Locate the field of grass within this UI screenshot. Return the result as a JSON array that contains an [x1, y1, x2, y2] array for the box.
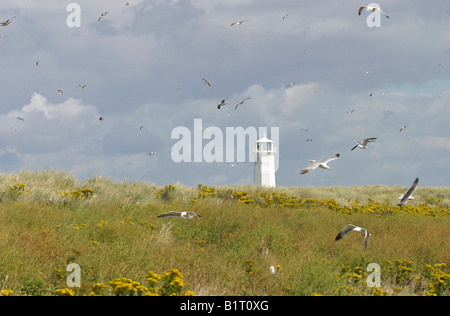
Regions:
[[0, 170, 449, 296]]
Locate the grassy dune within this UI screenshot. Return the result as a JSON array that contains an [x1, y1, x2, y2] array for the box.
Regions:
[[0, 170, 449, 296]]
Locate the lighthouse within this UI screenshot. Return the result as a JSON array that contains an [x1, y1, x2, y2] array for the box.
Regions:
[[254, 134, 276, 187]]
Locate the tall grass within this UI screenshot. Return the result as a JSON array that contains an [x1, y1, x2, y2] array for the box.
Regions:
[[0, 169, 448, 296]]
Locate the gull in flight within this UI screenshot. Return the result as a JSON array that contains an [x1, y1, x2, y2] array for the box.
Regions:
[[231, 20, 248, 26], [282, 14, 289, 20], [335, 224, 371, 249], [217, 99, 227, 109], [438, 62, 445, 67], [1, 16, 16, 27], [98, 12, 108, 22], [397, 177, 419, 207], [285, 82, 296, 88], [358, 5, 389, 18], [35, 61, 39, 66], [347, 109, 356, 114], [157, 211, 203, 219], [351, 138, 376, 151], [57, 88, 64, 95], [17, 116, 24, 121], [400, 125, 407, 132], [300, 153, 340, 174], [202, 78, 211, 86], [149, 152, 156, 156], [79, 84, 86, 90], [234, 97, 251, 110]]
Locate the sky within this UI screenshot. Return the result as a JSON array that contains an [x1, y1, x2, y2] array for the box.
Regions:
[[1, 0, 450, 187]]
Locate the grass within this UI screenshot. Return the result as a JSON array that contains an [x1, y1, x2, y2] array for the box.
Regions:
[[0, 169, 449, 296]]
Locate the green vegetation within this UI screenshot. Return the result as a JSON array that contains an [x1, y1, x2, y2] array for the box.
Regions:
[[0, 169, 449, 296]]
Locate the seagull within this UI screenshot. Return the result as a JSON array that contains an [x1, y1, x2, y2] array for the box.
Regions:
[[157, 211, 203, 219], [98, 12, 108, 22], [397, 177, 419, 207], [202, 78, 211, 86], [79, 84, 86, 90], [217, 99, 227, 109], [285, 82, 296, 88], [351, 138, 377, 151], [335, 224, 371, 249], [301, 128, 309, 132], [282, 14, 289, 20], [358, 5, 389, 19], [234, 97, 251, 110], [149, 152, 156, 156], [305, 139, 313, 142], [1, 16, 16, 27], [17, 116, 24, 121], [400, 125, 407, 132], [231, 20, 248, 26], [35, 61, 39, 66], [269, 265, 276, 275], [347, 109, 356, 114], [300, 153, 340, 174], [362, 71, 374, 74], [438, 62, 445, 67], [57, 88, 64, 95], [0, 35, 7, 38], [99, 117, 104, 121]]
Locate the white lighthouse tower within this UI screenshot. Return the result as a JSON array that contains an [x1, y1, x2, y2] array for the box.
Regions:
[[254, 134, 276, 187]]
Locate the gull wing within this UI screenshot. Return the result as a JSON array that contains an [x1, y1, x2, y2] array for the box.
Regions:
[[157, 211, 181, 218], [362, 138, 377, 146], [335, 224, 356, 241], [358, 6, 366, 15], [318, 153, 340, 164], [397, 177, 419, 206], [364, 229, 370, 249], [300, 161, 319, 174]]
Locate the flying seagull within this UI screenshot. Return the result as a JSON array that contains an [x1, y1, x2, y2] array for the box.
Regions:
[[149, 152, 156, 156], [17, 116, 24, 121], [1, 16, 16, 27], [351, 138, 377, 151], [358, 5, 389, 18], [79, 84, 86, 90], [231, 20, 248, 26], [57, 88, 64, 95], [217, 99, 227, 109], [234, 97, 251, 110], [285, 82, 296, 88], [202, 78, 211, 86], [98, 12, 108, 22], [397, 177, 419, 206], [400, 125, 407, 132], [157, 211, 203, 219], [335, 224, 371, 249], [347, 109, 356, 114], [300, 153, 340, 174]]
